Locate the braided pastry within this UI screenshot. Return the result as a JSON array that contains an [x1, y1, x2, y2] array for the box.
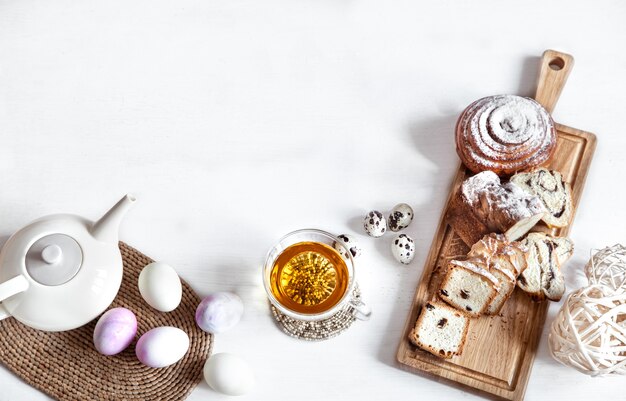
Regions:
[[456, 95, 557, 176], [518, 232, 573, 302], [510, 168, 572, 227]]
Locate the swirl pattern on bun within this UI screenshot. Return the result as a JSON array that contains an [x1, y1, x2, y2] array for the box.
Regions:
[[455, 95, 556, 176]]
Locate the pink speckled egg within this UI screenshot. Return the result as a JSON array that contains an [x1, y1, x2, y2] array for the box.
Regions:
[[195, 292, 243, 334], [93, 307, 137, 356]]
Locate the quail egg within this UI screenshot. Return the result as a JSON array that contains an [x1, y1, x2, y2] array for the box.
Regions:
[[391, 234, 415, 264], [388, 203, 414, 232], [364, 211, 386, 237], [333, 234, 362, 259]]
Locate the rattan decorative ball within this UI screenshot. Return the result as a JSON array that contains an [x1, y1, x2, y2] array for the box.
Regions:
[[549, 284, 626, 376], [585, 244, 626, 292]]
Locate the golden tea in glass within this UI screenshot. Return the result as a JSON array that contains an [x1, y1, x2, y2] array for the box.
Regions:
[[269, 241, 349, 314], [263, 229, 370, 322]]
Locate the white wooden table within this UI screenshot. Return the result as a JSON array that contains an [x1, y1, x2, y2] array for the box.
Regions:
[[1, 1, 625, 400]]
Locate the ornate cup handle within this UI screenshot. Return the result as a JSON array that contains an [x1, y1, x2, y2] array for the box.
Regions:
[[350, 299, 372, 321]]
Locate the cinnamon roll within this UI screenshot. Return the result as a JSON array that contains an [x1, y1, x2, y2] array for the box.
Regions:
[[455, 95, 557, 176]]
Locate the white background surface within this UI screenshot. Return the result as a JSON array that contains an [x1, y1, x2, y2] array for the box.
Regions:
[[1, 1, 625, 400]]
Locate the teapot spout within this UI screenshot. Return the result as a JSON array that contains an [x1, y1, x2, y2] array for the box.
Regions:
[[91, 194, 136, 243]]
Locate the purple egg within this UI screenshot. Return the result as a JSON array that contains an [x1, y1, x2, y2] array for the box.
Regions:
[[93, 307, 137, 356], [195, 292, 243, 334]]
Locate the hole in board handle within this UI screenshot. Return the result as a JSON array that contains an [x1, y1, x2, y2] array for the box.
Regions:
[[549, 57, 565, 71]]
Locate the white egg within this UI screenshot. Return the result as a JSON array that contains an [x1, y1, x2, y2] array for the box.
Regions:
[[364, 211, 386, 237], [391, 234, 416, 264], [138, 262, 182, 312], [204, 353, 255, 396], [388, 203, 414, 232], [136, 327, 189, 368]]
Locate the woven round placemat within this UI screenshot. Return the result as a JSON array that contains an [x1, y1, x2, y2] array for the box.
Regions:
[[270, 285, 361, 341], [0, 242, 212, 401]]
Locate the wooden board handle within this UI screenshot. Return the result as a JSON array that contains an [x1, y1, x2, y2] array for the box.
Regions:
[[534, 50, 574, 113]]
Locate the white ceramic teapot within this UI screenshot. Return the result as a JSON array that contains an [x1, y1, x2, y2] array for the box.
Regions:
[[0, 194, 136, 331]]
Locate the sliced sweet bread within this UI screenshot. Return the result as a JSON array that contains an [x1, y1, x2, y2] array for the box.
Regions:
[[446, 176, 493, 247], [525, 232, 574, 265], [500, 241, 529, 276], [439, 259, 499, 317], [466, 234, 521, 314], [517, 235, 569, 301], [485, 255, 517, 315], [510, 168, 573, 228], [467, 233, 528, 274], [467, 233, 508, 263], [497, 182, 547, 241], [409, 301, 470, 359], [447, 171, 547, 246], [539, 242, 566, 301], [517, 240, 544, 300]]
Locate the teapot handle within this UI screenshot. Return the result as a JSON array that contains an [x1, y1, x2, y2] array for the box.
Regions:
[[0, 275, 29, 320]]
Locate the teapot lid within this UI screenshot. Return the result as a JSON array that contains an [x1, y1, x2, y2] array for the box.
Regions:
[[25, 234, 83, 286]]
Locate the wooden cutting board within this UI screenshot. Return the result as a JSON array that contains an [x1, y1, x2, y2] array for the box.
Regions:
[[396, 50, 597, 401]]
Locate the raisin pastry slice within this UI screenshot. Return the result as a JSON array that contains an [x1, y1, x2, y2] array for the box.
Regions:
[[465, 233, 524, 314], [439, 259, 500, 317], [485, 256, 517, 315], [409, 301, 470, 359], [510, 168, 573, 228]]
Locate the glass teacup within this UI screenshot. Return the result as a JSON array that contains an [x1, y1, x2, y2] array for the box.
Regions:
[[263, 229, 371, 321]]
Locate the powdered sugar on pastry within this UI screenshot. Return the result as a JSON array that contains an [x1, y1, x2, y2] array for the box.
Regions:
[[461, 171, 546, 231], [456, 95, 556, 176], [461, 170, 500, 202]]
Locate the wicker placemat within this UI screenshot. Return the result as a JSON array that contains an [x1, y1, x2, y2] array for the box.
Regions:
[[270, 285, 361, 341], [0, 242, 212, 401]]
